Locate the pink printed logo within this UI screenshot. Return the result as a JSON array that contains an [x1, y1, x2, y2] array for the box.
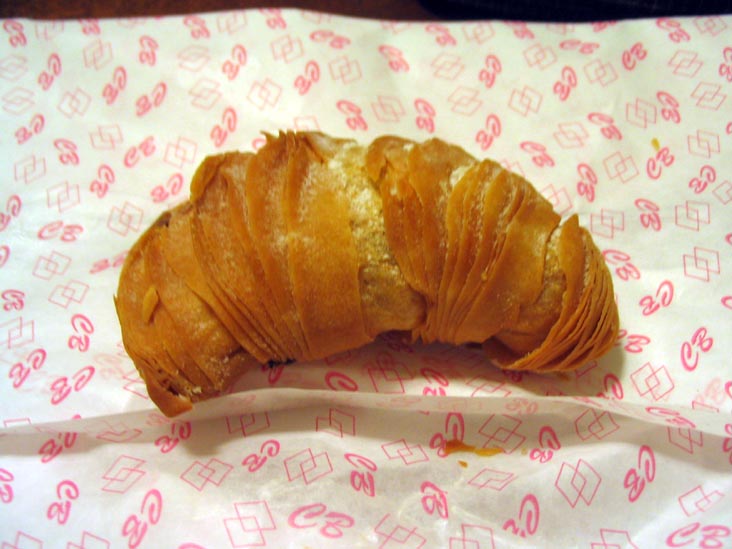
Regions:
[[0, 54, 28, 81], [57, 88, 91, 118], [449, 523, 495, 549], [284, 449, 333, 484], [630, 363, 675, 401], [224, 501, 276, 548], [374, 514, 426, 549], [247, 78, 282, 110], [371, 95, 405, 122], [82, 39, 112, 69], [67, 531, 110, 549], [226, 413, 271, 437], [101, 455, 146, 493], [467, 468, 515, 491], [675, 201, 711, 231], [2, 532, 43, 549], [462, 22, 494, 44], [188, 78, 221, 110], [590, 529, 638, 549], [46, 182, 80, 213], [2, 86, 35, 115], [448, 87, 481, 115], [217, 12, 248, 34], [431, 53, 464, 80], [576, 164, 598, 204], [590, 209, 625, 239], [668, 50, 702, 77], [555, 459, 601, 507], [177, 45, 210, 72], [691, 83, 726, 110], [89, 125, 123, 150], [523, 43, 556, 70], [328, 56, 361, 84], [540, 184, 573, 216], [180, 458, 233, 491], [553, 122, 588, 149], [107, 202, 143, 236], [584, 59, 618, 86], [574, 410, 620, 441], [508, 86, 542, 116], [668, 427, 703, 454], [477, 415, 525, 453], [315, 408, 356, 437], [687, 130, 721, 158], [679, 485, 724, 516], [625, 98, 657, 128], [35, 21, 64, 40], [164, 136, 197, 169], [381, 439, 429, 465], [0, 317, 35, 349], [694, 15, 728, 35], [713, 180, 732, 205], [603, 151, 638, 183], [367, 353, 412, 393], [682, 247, 721, 281], [14, 155, 46, 184], [48, 280, 89, 309], [466, 377, 510, 398], [33, 251, 71, 280], [270, 35, 303, 63]]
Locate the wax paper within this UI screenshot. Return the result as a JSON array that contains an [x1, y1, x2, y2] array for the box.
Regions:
[[1, 10, 731, 548]]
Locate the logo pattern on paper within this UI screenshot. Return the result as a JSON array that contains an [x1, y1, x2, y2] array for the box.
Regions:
[[477, 415, 526, 453], [1, 532, 44, 549], [431, 53, 464, 80], [555, 459, 602, 507], [678, 485, 724, 516], [668, 50, 702, 76], [508, 86, 542, 116], [100, 455, 146, 493], [449, 524, 495, 549], [374, 514, 426, 548], [574, 410, 620, 440], [590, 209, 625, 239], [1, 12, 732, 548], [590, 529, 638, 549], [315, 408, 356, 437], [66, 531, 110, 549], [283, 448, 333, 484], [33, 252, 71, 280], [682, 247, 721, 281], [180, 458, 233, 491], [467, 468, 515, 491], [667, 427, 703, 454], [14, 154, 46, 184], [0, 317, 35, 349], [224, 501, 276, 548], [603, 151, 638, 183], [630, 363, 675, 401], [226, 413, 271, 436], [372, 95, 406, 122], [381, 439, 429, 465], [0, 54, 28, 81]]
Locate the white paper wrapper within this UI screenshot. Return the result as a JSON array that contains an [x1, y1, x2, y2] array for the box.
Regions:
[[1, 10, 731, 548]]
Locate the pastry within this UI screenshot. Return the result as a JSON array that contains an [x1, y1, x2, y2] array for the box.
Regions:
[[115, 131, 619, 416]]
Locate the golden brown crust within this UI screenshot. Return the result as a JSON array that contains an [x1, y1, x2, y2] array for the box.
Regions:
[[116, 131, 619, 416]]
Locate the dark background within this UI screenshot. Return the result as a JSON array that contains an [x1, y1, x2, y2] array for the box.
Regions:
[[2, 0, 731, 24]]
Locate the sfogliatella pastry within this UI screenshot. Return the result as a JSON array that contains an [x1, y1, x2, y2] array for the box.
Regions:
[[115, 131, 619, 416]]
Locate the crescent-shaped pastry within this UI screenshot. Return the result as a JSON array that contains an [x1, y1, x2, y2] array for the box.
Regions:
[[115, 132, 619, 416]]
